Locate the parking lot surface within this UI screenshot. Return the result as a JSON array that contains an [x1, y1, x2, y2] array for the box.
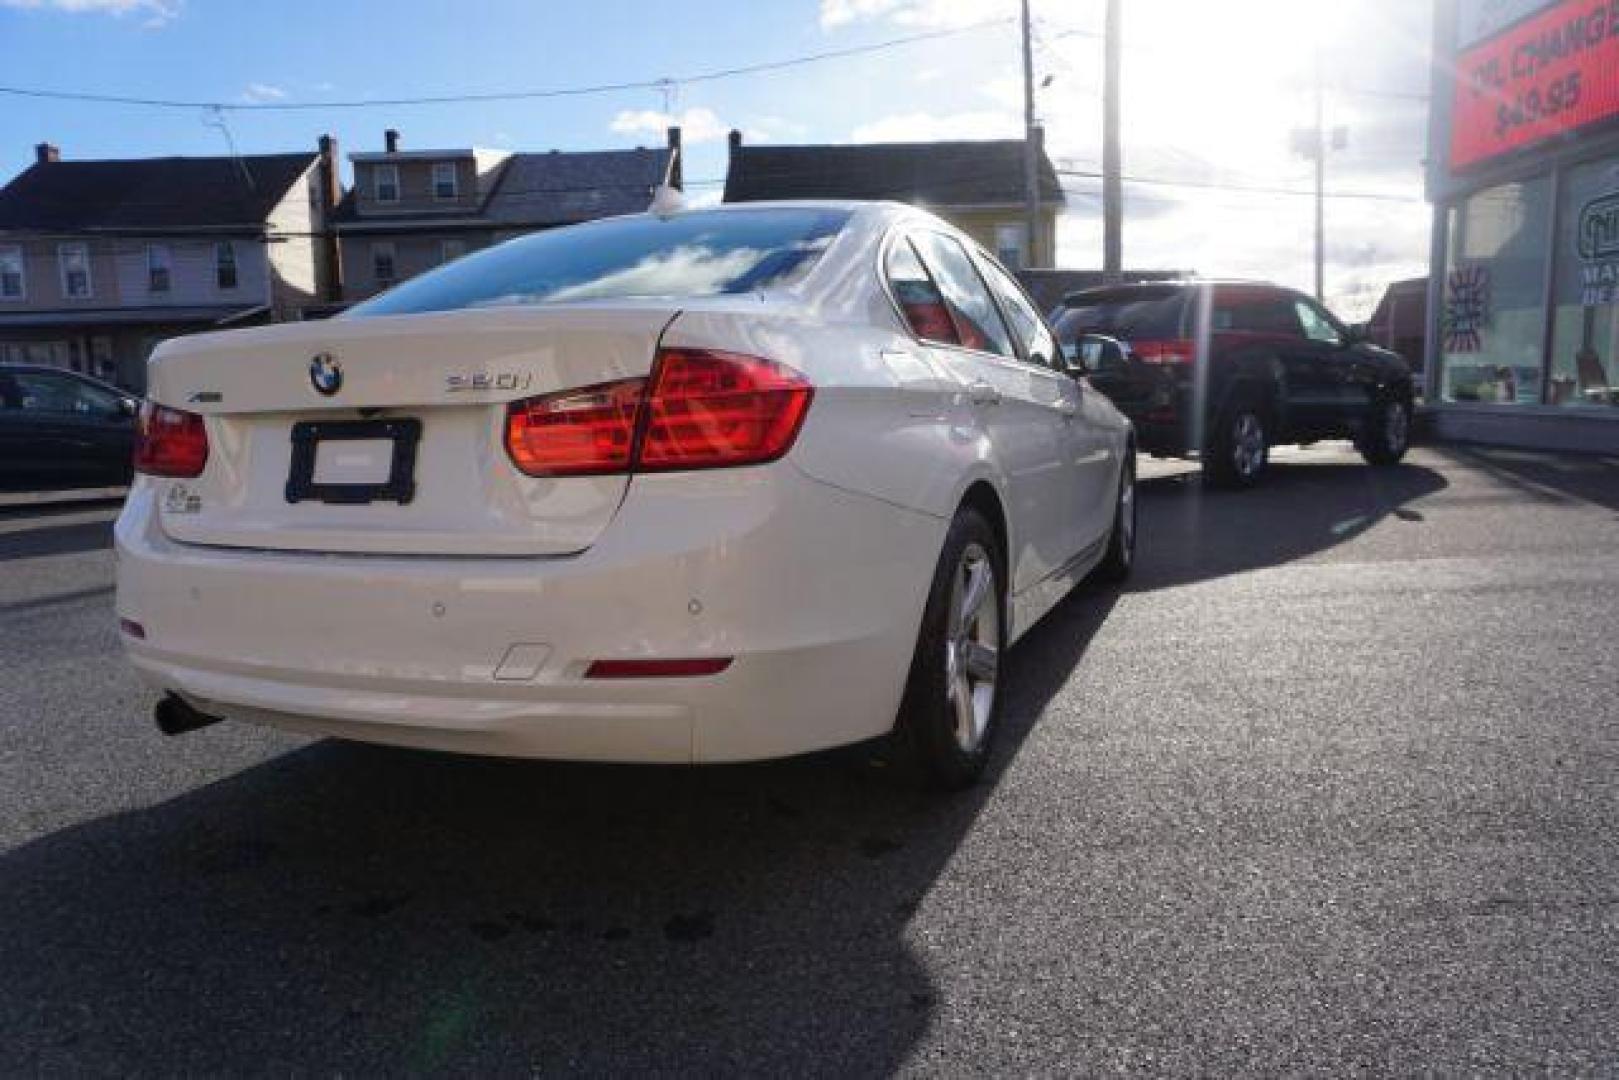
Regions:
[[2, 444, 1616, 1074]]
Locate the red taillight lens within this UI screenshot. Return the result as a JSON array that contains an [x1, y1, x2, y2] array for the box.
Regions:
[[133, 401, 209, 478], [505, 377, 647, 477], [1134, 339, 1197, 365], [639, 348, 813, 471], [502, 349, 813, 478]]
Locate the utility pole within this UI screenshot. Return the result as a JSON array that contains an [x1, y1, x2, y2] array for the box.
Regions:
[[1019, 0, 1041, 268], [1102, 0, 1122, 283], [1313, 43, 1325, 301]]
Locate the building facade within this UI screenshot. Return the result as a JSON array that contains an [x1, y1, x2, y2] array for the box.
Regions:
[[1426, 0, 1619, 450], [334, 128, 681, 303], [721, 131, 1063, 269], [0, 140, 340, 391]]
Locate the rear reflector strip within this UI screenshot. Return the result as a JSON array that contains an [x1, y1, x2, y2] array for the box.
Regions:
[[583, 658, 733, 680]]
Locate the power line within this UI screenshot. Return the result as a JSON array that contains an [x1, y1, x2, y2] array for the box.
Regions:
[[0, 19, 1014, 113], [1057, 168, 1424, 204]]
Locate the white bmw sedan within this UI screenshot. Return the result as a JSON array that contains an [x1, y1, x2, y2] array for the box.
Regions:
[[116, 201, 1135, 788]]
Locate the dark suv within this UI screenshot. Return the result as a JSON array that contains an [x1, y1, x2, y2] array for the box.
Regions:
[[1054, 281, 1415, 486]]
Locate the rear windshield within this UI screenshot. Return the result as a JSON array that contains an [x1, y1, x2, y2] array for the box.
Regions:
[[349, 207, 851, 317], [1053, 289, 1189, 342]]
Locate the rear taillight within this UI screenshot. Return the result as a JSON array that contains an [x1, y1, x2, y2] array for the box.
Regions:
[[505, 378, 646, 477], [639, 348, 813, 471], [503, 349, 813, 478], [1133, 339, 1197, 365], [133, 402, 209, 478]]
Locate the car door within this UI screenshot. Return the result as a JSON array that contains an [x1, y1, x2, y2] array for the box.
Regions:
[[8, 370, 129, 487], [1291, 294, 1371, 433], [974, 253, 1113, 555], [1241, 292, 1340, 438], [907, 230, 1077, 595]]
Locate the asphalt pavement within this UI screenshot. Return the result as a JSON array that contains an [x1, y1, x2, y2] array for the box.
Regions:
[[1, 444, 1616, 1074]]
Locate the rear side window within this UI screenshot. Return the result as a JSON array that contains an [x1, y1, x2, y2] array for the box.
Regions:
[[349, 207, 850, 316], [910, 232, 1015, 357], [886, 237, 961, 346], [1054, 289, 1188, 343], [1213, 289, 1303, 336]]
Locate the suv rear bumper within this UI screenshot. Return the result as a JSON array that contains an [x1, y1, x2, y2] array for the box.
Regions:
[[115, 463, 945, 763]]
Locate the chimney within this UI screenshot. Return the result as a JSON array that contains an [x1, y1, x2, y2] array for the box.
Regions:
[[384, 129, 400, 153], [727, 129, 743, 152], [316, 134, 343, 303], [666, 126, 683, 190], [35, 142, 60, 165]]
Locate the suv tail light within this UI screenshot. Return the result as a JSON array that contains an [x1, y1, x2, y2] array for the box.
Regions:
[[1134, 339, 1197, 365], [504, 349, 813, 477], [133, 402, 209, 478]]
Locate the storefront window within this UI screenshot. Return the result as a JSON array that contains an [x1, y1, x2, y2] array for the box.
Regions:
[[1549, 158, 1619, 408], [1439, 177, 1551, 404]]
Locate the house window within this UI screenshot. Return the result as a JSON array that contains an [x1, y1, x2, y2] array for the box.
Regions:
[[214, 241, 239, 290], [146, 244, 172, 293], [0, 246, 23, 300], [58, 243, 91, 299], [375, 164, 400, 203], [433, 162, 458, 200], [994, 223, 1028, 270], [440, 238, 466, 264], [372, 241, 397, 284]]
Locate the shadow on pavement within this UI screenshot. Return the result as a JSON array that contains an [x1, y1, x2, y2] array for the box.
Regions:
[[1430, 444, 1619, 513], [0, 586, 1118, 1073], [1131, 457, 1449, 591]]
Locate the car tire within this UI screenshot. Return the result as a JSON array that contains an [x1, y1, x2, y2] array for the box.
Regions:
[[1093, 446, 1137, 583], [1204, 400, 1270, 489], [1357, 396, 1411, 467], [894, 505, 1006, 791]]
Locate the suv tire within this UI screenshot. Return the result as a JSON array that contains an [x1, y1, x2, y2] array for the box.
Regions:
[[1204, 400, 1270, 489]]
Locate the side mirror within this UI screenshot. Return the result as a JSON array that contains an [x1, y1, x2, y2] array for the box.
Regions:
[[1069, 333, 1129, 376], [1344, 324, 1369, 346]]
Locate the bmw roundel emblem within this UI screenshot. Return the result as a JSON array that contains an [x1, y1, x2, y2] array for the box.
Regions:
[[309, 352, 342, 396]]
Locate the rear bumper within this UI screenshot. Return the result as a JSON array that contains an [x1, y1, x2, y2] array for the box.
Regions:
[[115, 463, 945, 763]]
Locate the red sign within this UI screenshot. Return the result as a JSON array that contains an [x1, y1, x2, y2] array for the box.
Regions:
[[1451, 0, 1619, 170]]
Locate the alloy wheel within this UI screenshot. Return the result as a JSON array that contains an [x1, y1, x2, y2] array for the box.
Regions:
[[1119, 458, 1137, 566], [945, 542, 999, 753], [1384, 400, 1409, 455], [1232, 412, 1265, 479]]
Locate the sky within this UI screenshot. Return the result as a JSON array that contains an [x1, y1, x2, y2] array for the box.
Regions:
[[0, 0, 1437, 319]]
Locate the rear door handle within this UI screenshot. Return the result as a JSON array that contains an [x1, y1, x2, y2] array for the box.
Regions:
[[967, 381, 1002, 406]]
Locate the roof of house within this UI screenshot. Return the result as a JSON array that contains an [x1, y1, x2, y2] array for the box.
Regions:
[[330, 147, 674, 229], [723, 139, 1064, 208], [0, 153, 318, 232]]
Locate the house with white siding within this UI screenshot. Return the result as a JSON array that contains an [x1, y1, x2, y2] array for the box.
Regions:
[[0, 138, 342, 391]]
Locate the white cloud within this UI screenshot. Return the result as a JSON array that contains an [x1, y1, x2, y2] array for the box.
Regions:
[[0, 0, 180, 25], [819, 0, 1008, 30], [239, 83, 287, 104], [851, 109, 1018, 143], [610, 106, 728, 145]]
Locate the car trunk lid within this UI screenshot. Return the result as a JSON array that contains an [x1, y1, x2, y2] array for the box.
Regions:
[[145, 305, 676, 557]]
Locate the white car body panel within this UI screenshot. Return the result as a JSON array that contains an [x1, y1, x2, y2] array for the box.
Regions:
[[116, 201, 1132, 763]]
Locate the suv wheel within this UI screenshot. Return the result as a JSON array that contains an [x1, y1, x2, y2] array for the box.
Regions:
[[1205, 403, 1269, 488], [1358, 397, 1411, 466], [895, 506, 1005, 790]]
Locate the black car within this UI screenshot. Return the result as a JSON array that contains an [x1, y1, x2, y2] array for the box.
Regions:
[[1054, 281, 1415, 487], [0, 365, 138, 491]]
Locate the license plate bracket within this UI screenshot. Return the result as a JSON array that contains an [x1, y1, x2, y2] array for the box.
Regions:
[[285, 418, 421, 505]]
